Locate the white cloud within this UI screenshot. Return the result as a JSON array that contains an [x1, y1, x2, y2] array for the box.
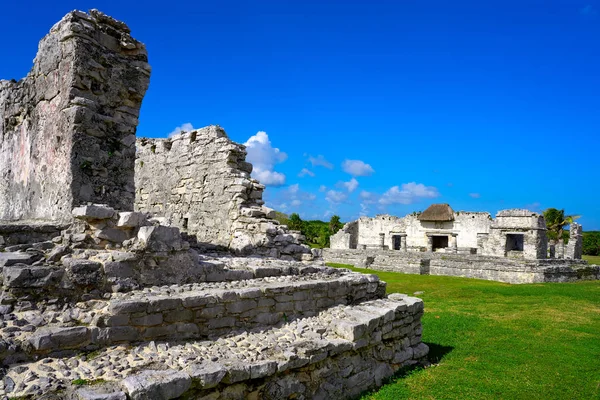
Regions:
[[168, 122, 195, 138], [342, 159, 375, 177], [319, 185, 327, 192], [359, 190, 377, 203], [308, 155, 334, 169], [379, 182, 440, 205], [337, 177, 359, 193], [525, 202, 541, 210], [298, 168, 315, 178], [271, 184, 316, 211], [244, 131, 287, 187], [326, 190, 348, 204], [288, 184, 300, 195], [469, 193, 481, 199]]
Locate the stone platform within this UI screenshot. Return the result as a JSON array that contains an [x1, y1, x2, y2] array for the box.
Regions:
[[323, 248, 600, 284]]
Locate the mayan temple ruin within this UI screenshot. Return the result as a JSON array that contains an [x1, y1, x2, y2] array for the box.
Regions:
[[325, 204, 599, 284], [0, 10, 430, 399]]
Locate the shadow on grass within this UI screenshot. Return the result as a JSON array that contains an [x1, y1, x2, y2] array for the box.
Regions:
[[358, 343, 454, 399], [424, 342, 453, 364]]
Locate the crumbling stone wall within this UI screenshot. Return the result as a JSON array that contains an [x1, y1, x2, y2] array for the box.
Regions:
[[135, 127, 312, 259], [0, 10, 150, 222], [565, 222, 583, 259]]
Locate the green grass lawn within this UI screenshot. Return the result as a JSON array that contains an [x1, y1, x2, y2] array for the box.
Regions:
[[326, 263, 600, 400], [583, 254, 600, 265]]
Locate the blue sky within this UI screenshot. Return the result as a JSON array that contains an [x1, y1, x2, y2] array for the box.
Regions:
[[2, 1, 599, 228]]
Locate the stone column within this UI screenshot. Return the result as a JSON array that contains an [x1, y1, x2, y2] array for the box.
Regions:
[[566, 223, 583, 259], [451, 233, 458, 253], [548, 244, 556, 258], [556, 239, 565, 259], [426, 235, 433, 252], [379, 233, 385, 250], [401, 234, 407, 252]]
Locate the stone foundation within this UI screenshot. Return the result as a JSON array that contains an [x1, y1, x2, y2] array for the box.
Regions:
[[323, 248, 599, 284]]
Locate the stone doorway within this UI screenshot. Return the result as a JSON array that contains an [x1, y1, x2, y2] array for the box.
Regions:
[[506, 234, 524, 252], [392, 235, 402, 250], [432, 235, 449, 251]]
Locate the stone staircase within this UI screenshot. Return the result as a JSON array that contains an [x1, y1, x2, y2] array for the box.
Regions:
[[2, 292, 427, 399], [0, 206, 429, 399]]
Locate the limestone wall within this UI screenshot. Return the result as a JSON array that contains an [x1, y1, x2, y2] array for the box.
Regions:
[[0, 10, 150, 222], [135, 127, 312, 259]]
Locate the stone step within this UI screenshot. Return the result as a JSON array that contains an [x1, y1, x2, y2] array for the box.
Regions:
[[2, 270, 386, 359], [1, 295, 428, 399]]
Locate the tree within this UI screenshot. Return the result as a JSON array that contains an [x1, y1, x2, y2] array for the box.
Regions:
[[543, 208, 580, 243], [582, 232, 600, 256], [288, 213, 303, 231], [329, 215, 343, 234]]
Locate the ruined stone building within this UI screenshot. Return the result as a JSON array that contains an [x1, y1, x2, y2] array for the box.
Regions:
[[326, 204, 596, 284], [332, 204, 491, 253], [0, 10, 430, 399]]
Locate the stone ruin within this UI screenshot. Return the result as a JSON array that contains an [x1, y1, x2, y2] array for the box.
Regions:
[[135, 127, 312, 260], [326, 205, 599, 284], [0, 10, 429, 399]]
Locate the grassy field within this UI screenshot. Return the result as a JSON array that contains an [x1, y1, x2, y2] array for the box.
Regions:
[[326, 264, 600, 399], [583, 254, 600, 265]]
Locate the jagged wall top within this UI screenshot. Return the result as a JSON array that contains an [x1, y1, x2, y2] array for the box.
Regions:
[[0, 9, 150, 221]]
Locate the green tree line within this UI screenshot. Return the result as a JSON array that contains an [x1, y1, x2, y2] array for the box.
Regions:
[[273, 212, 343, 248]]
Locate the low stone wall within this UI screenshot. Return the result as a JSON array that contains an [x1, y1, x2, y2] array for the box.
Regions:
[[4, 295, 427, 400], [323, 248, 599, 284], [23, 272, 384, 356], [124, 295, 428, 400]]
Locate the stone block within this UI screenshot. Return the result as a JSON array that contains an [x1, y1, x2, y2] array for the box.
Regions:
[[3, 264, 64, 288], [137, 225, 184, 252], [122, 369, 191, 400], [117, 211, 148, 228], [77, 389, 127, 400], [185, 362, 226, 389], [95, 228, 129, 243], [131, 313, 163, 326], [63, 258, 104, 287], [73, 205, 116, 220]]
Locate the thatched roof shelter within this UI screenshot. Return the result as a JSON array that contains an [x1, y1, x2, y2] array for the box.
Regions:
[[418, 203, 455, 221]]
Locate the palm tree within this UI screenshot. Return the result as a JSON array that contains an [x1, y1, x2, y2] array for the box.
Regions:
[[329, 215, 343, 234], [543, 208, 580, 243]]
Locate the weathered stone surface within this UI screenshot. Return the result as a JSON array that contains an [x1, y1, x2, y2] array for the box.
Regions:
[[185, 362, 226, 389], [73, 205, 116, 221], [3, 264, 63, 288], [117, 211, 148, 228], [137, 226, 184, 252], [77, 388, 127, 400], [122, 369, 191, 400], [0, 252, 36, 267], [0, 9, 150, 222], [63, 258, 104, 287]]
